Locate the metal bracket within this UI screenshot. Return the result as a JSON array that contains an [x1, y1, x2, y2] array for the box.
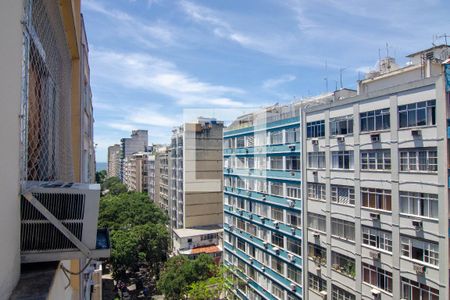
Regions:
[[22, 191, 92, 257]]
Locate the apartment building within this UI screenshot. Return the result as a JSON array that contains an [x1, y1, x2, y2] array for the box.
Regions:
[[302, 46, 450, 300], [169, 118, 224, 258], [0, 1, 109, 299], [120, 129, 148, 181], [223, 105, 304, 300], [148, 154, 159, 203], [107, 144, 121, 178], [123, 152, 151, 193], [158, 147, 171, 214]]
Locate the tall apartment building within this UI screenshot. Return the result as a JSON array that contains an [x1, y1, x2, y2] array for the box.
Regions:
[[120, 130, 148, 181], [170, 118, 224, 258], [0, 1, 109, 299], [123, 152, 152, 193], [157, 147, 171, 214], [107, 144, 121, 178], [223, 104, 304, 300], [148, 154, 159, 203], [223, 45, 450, 300]]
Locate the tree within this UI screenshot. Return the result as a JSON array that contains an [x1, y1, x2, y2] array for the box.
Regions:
[[157, 254, 217, 300], [95, 170, 107, 184], [101, 176, 128, 195]]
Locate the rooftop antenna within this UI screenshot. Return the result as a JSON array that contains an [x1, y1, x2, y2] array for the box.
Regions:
[[378, 48, 382, 71], [386, 42, 389, 57], [339, 68, 346, 89], [324, 59, 329, 92]]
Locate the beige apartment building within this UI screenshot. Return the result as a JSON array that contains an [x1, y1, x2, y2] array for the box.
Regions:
[[123, 152, 151, 193], [107, 144, 121, 178], [0, 0, 109, 299], [157, 147, 171, 214]]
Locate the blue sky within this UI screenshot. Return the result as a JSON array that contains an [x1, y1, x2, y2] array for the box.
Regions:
[[82, 0, 450, 162]]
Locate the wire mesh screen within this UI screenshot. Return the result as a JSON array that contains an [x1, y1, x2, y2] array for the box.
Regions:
[[22, 0, 73, 183]]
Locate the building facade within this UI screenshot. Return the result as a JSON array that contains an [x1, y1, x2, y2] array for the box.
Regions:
[[107, 144, 121, 178], [123, 152, 151, 193], [120, 130, 148, 181], [157, 148, 171, 214]]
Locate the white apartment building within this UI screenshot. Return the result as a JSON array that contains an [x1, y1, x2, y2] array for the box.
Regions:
[[120, 130, 148, 181], [107, 144, 121, 178], [123, 152, 151, 193]]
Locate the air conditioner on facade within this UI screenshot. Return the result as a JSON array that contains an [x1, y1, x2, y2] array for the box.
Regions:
[[249, 214, 253, 220], [319, 290, 327, 299], [413, 264, 426, 274], [369, 251, 381, 260], [290, 283, 296, 291], [370, 133, 380, 142], [312, 170, 318, 176], [287, 253, 294, 261], [263, 241, 269, 248], [370, 213, 380, 220], [288, 144, 296, 150], [411, 129, 422, 137], [312, 139, 319, 145], [273, 247, 280, 254], [273, 221, 280, 228], [337, 135, 345, 143], [412, 220, 423, 229], [21, 181, 110, 263], [371, 289, 381, 298], [313, 232, 320, 238], [288, 200, 295, 207]]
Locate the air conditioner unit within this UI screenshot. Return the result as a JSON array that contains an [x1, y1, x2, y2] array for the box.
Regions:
[[288, 200, 295, 208], [411, 129, 422, 137], [337, 135, 345, 143], [245, 149, 249, 153], [260, 217, 266, 223], [288, 144, 296, 150], [369, 251, 381, 260], [319, 290, 327, 299], [316, 266, 322, 272], [261, 266, 266, 272], [273, 221, 280, 228], [312, 170, 318, 176], [413, 264, 426, 274], [239, 210, 244, 216], [370, 213, 380, 220], [412, 220, 423, 229], [370, 133, 380, 142], [273, 247, 280, 254], [290, 283, 296, 291], [313, 232, 320, 238], [263, 241, 269, 248], [262, 195, 267, 201], [312, 139, 319, 145], [249, 257, 254, 263], [371, 289, 381, 298], [20, 181, 110, 263], [249, 214, 253, 220], [287, 253, 294, 261]]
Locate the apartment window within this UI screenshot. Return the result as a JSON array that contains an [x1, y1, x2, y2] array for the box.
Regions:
[[362, 263, 393, 293], [272, 282, 284, 299], [237, 177, 245, 189], [248, 244, 256, 259], [248, 178, 256, 191], [245, 135, 254, 147], [362, 226, 392, 252], [271, 257, 284, 274], [331, 151, 354, 169], [361, 188, 392, 211], [271, 207, 284, 222], [287, 238, 301, 256], [237, 219, 246, 231], [401, 236, 439, 266], [308, 243, 326, 264], [272, 232, 284, 248], [285, 127, 300, 143], [237, 258, 246, 273], [270, 156, 283, 170], [399, 148, 437, 172], [255, 203, 268, 217], [287, 264, 302, 284], [400, 191, 438, 219], [247, 157, 255, 169], [256, 180, 267, 193], [287, 211, 301, 227], [398, 100, 436, 128], [330, 115, 353, 136], [308, 183, 326, 201], [331, 185, 355, 205], [360, 108, 390, 132], [332, 284, 355, 300], [237, 238, 246, 251], [307, 120, 325, 138], [286, 155, 300, 171], [256, 157, 267, 170], [224, 138, 233, 149], [401, 277, 439, 300], [247, 223, 257, 236], [237, 198, 246, 210], [361, 150, 391, 170], [269, 181, 283, 196], [236, 136, 245, 148], [331, 252, 356, 278], [309, 273, 327, 293], [308, 152, 326, 168], [308, 213, 326, 232], [270, 130, 283, 145], [331, 218, 355, 241], [286, 183, 301, 199]]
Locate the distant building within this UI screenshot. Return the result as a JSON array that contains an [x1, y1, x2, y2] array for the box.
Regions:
[[107, 144, 121, 178], [123, 152, 152, 193], [120, 130, 148, 181], [157, 147, 171, 214]]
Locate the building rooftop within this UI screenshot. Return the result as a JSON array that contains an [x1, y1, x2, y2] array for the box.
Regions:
[[173, 226, 223, 238]]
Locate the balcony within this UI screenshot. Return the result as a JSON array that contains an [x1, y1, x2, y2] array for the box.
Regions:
[[20, 181, 110, 263]]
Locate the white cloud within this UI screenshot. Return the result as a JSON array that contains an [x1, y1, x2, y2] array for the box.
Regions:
[[263, 75, 296, 89]]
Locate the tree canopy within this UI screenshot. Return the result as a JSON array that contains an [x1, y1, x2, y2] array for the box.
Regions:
[[101, 176, 128, 195], [95, 170, 107, 184]]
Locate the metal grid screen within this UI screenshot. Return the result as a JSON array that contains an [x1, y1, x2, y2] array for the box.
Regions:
[[21, 0, 73, 183]]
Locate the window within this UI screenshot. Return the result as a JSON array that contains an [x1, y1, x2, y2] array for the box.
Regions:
[[269, 181, 283, 196], [332, 284, 355, 300], [330, 115, 353, 136], [287, 264, 302, 284], [237, 258, 246, 273], [361, 188, 392, 211], [255, 157, 267, 170], [245, 135, 254, 147], [272, 282, 284, 299], [224, 138, 233, 149], [237, 198, 246, 210], [286, 183, 301, 199], [287, 210, 301, 227], [246, 157, 255, 169], [272, 232, 284, 248], [237, 219, 246, 231], [399, 100, 436, 128], [331, 185, 355, 205], [247, 223, 257, 236], [271, 257, 284, 274], [307, 120, 325, 138], [308, 152, 326, 168], [236, 136, 245, 148], [285, 127, 300, 143], [362, 263, 393, 292], [286, 155, 300, 171], [248, 244, 256, 258], [361, 150, 391, 170], [309, 273, 326, 293], [308, 213, 326, 232], [271, 207, 284, 222], [331, 218, 355, 241], [308, 183, 326, 201], [399, 148, 437, 172], [331, 151, 354, 169], [287, 238, 301, 256], [360, 108, 390, 132], [308, 243, 326, 264], [237, 238, 246, 251], [270, 130, 283, 145], [400, 191, 438, 219], [401, 236, 439, 266], [331, 252, 355, 278], [269, 156, 283, 170], [362, 226, 392, 252], [401, 277, 439, 300], [255, 203, 268, 217]]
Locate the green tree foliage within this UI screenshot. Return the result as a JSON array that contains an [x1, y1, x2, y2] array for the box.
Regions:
[[157, 254, 218, 300], [187, 267, 226, 300], [101, 176, 128, 195], [95, 170, 107, 184]]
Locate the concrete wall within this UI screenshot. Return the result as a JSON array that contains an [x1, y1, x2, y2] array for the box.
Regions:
[[0, 0, 24, 296]]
